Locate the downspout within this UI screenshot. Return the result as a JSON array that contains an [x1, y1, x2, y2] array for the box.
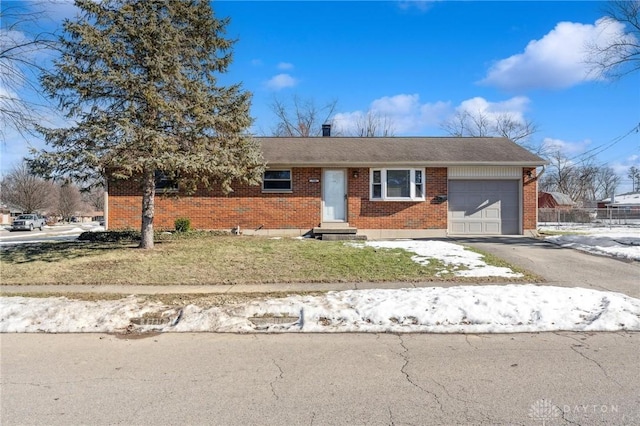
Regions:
[[103, 174, 109, 230]]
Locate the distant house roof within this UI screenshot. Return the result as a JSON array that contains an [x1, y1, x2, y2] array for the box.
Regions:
[[540, 192, 575, 206], [600, 192, 640, 206], [0, 203, 23, 214], [258, 137, 547, 167]]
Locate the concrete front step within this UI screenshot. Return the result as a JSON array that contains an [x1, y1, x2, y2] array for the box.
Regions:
[[321, 234, 367, 241], [312, 224, 365, 240], [312, 227, 358, 235]]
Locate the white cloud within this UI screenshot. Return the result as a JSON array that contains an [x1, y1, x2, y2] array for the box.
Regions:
[[541, 137, 592, 156], [455, 96, 530, 124], [334, 94, 535, 136], [397, 1, 440, 13], [265, 73, 298, 90], [277, 62, 294, 70], [610, 154, 640, 193], [334, 94, 450, 135], [481, 18, 633, 90], [251, 59, 263, 67]]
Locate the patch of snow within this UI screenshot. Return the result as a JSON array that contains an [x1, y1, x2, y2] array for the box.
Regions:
[[2, 285, 638, 333], [353, 240, 523, 278], [539, 224, 640, 261]]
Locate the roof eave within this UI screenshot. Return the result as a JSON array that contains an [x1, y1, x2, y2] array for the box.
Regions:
[[265, 161, 548, 168]]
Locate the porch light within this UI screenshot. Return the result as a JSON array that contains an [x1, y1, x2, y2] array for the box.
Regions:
[[352, 170, 359, 178]]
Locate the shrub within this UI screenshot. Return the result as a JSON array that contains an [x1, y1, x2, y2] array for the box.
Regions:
[[78, 230, 141, 242], [174, 217, 191, 233]]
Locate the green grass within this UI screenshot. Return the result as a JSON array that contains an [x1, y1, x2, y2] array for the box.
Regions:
[[537, 229, 587, 236], [0, 234, 537, 286]]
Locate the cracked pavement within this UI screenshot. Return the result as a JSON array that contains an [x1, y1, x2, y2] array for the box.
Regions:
[[2, 331, 638, 425]]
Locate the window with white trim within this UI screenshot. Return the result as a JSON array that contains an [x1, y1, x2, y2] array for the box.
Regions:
[[370, 168, 425, 201], [155, 171, 179, 193], [262, 169, 292, 192]]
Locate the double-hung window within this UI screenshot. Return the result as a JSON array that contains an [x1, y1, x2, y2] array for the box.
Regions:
[[263, 169, 292, 192], [155, 171, 179, 193], [370, 168, 424, 201]]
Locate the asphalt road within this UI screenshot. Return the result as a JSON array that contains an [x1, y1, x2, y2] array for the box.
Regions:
[[1, 332, 638, 425], [0, 224, 97, 246], [2, 235, 639, 425]]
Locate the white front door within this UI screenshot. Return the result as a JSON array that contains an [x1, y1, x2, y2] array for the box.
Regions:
[[323, 169, 346, 222]]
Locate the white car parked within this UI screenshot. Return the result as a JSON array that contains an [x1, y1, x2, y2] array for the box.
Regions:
[[11, 214, 46, 231]]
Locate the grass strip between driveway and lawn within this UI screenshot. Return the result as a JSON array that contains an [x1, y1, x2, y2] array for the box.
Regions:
[[0, 233, 540, 286]]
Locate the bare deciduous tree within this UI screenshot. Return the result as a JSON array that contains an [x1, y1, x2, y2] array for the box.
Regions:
[[586, 0, 640, 80], [270, 95, 338, 136], [0, 161, 54, 212], [82, 186, 105, 211], [441, 110, 538, 151], [56, 183, 82, 222], [539, 151, 621, 203], [595, 166, 622, 199], [350, 111, 396, 137], [628, 166, 640, 191], [0, 1, 58, 141]]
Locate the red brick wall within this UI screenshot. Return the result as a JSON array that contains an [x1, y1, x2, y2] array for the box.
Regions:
[[347, 168, 448, 229], [108, 168, 322, 231], [523, 167, 538, 231], [108, 167, 537, 233]]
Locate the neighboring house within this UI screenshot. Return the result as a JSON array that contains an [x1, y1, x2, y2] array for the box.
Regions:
[[0, 204, 24, 225], [70, 211, 104, 223], [597, 192, 640, 211], [106, 135, 546, 238], [538, 192, 576, 209]]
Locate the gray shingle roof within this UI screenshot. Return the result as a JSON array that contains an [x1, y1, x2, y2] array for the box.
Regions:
[[258, 137, 547, 167], [547, 192, 576, 205]]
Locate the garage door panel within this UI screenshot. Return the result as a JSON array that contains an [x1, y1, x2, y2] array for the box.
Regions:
[[465, 211, 483, 219], [483, 181, 501, 191], [484, 222, 500, 233], [484, 207, 500, 219], [448, 180, 520, 235], [467, 195, 486, 208], [468, 222, 483, 233], [450, 222, 466, 233]]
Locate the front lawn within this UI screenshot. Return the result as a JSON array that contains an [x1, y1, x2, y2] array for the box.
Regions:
[[0, 234, 537, 285]]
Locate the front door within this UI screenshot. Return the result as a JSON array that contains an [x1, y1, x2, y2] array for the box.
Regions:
[[323, 169, 346, 222]]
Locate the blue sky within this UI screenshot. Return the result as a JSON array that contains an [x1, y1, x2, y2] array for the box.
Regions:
[[1, 1, 639, 193]]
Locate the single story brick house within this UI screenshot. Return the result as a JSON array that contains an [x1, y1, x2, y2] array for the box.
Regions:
[[105, 135, 546, 238]]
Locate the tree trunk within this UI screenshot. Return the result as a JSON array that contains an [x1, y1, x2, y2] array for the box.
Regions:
[[139, 169, 155, 249]]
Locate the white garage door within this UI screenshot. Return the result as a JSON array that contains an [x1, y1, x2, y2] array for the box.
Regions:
[[448, 180, 520, 235]]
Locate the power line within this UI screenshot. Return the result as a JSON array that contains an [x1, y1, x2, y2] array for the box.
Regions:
[[568, 123, 640, 163]]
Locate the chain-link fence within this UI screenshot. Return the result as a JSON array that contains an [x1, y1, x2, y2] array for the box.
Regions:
[[538, 208, 640, 226]]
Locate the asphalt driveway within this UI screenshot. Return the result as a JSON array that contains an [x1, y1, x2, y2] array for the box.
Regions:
[[451, 236, 640, 298]]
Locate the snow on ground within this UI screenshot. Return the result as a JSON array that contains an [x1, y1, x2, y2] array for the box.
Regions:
[[0, 224, 105, 246], [1, 285, 639, 334], [355, 240, 523, 278], [1, 230, 638, 334], [539, 224, 640, 261]]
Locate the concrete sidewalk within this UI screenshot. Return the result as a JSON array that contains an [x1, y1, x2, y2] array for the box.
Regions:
[[0, 280, 507, 295]]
